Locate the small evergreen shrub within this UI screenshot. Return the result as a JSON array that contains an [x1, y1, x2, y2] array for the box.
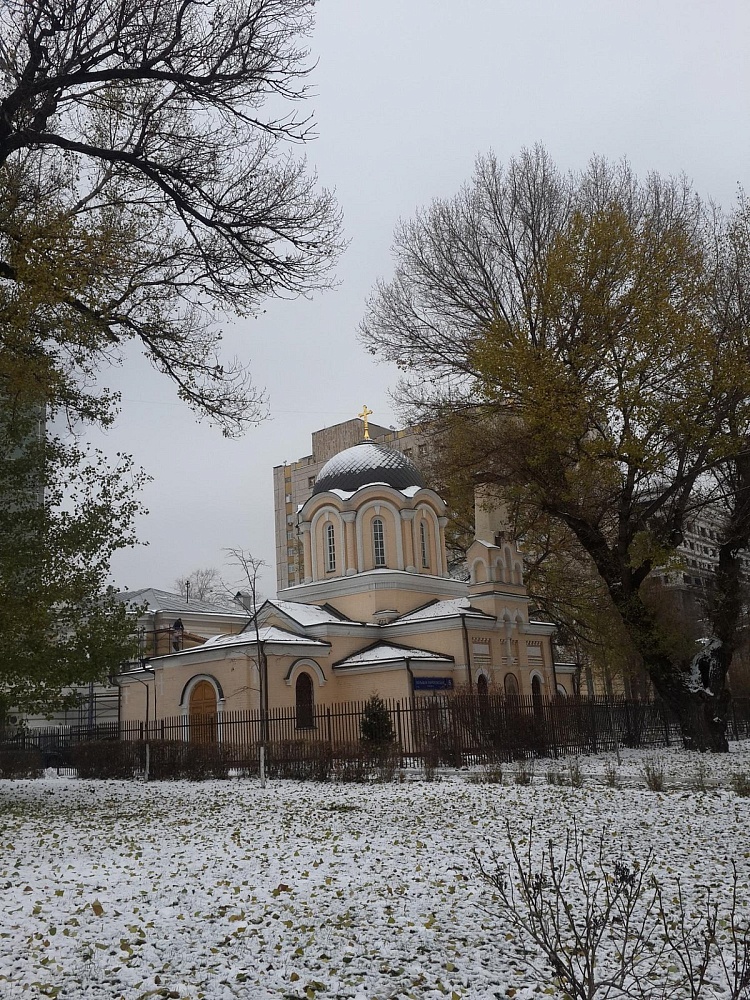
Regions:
[[71, 740, 140, 779], [0, 747, 43, 778], [360, 694, 395, 744]]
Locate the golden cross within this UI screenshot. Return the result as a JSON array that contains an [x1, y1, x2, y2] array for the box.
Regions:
[[358, 404, 373, 440]]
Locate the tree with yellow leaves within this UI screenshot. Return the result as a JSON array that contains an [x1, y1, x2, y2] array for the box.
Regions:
[[362, 147, 750, 751]]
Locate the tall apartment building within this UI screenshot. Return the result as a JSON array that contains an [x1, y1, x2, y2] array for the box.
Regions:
[[653, 513, 750, 622], [273, 418, 431, 592]]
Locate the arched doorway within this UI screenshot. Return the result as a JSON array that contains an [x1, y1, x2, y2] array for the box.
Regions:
[[476, 674, 489, 697], [189, 680, 218, 743], [295, 673, 315, 730]]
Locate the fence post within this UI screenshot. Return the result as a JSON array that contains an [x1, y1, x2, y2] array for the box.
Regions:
[[144, 742, 150, 782], [326, 707, 332, 745], [396, 703, 403, 767]]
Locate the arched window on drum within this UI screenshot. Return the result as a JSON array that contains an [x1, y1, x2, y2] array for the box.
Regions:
[[325, 522, 336, 573], [372, 517, 386, 567], [420, 520, 430, 569]]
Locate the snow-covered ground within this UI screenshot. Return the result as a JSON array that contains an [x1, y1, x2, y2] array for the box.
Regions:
[[3, 744, 750, 999]]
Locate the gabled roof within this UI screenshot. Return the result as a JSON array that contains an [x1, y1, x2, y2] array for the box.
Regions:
[[255, 599, 353, 629], [115, 587, 247, 616], [333, 640, 454, 670], [201, 625, 329, 649], [391, 597, 494, 625]]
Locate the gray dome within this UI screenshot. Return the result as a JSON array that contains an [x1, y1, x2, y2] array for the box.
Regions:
[[312, 441, 425, 495]]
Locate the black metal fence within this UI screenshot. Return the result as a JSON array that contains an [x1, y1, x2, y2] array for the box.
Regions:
[[5, 694, 750, 776]]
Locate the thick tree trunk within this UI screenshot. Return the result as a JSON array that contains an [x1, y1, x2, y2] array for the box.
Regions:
[[619, 597, 732, 751], [653, 663, 731, 753]]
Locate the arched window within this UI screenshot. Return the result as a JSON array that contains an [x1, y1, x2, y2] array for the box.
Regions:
[[504, 672, 519, 697], [420, 520, 430, 568], [295, 673, 315, 729], [476, 674, 489, 697], [189, 680, 217, 743], [372, 517, 386, 567], [325, 522, 336, 572], [531, 674, 543, 717]]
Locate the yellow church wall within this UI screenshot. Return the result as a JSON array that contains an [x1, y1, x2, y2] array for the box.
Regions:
[[327, 668, 412, 704]]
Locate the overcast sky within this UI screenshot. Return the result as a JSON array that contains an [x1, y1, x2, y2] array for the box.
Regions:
[[89, 0, 750, 600]]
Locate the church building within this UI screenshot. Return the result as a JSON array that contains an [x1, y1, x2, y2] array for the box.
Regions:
[[119, 417, 567, 729]]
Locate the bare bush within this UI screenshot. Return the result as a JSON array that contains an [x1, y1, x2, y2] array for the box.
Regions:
[[602, 762, 621, 788], [474, 824, 750, 999], [514, 759, 534, 785], [731, 771, 750, 797], [643, 758, 666, 791]]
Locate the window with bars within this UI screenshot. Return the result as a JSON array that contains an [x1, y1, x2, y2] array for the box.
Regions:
[[325, 522, 336, 572], [420, 520, 429, 568], [372, 518, 386, 567]]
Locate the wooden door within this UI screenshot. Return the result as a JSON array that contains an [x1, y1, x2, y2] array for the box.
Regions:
[[189, 680, 217, 742]]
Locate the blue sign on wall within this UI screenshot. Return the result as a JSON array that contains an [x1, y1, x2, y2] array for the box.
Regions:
[[413, 677, 454, 691]]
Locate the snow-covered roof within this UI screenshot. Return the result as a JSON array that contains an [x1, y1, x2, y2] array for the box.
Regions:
[[312, 441, 424, 496], [201, 625, 329, 649], [334, 641, 454, 669], [115, 588, 247, 616], [393, 598, 492, 624], [263, 599, 351, 626]]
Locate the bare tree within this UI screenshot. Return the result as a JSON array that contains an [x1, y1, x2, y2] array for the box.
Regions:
[[0, 0, 342, 433], [173, 566, 234, 606], [225, 547, 268, 748]]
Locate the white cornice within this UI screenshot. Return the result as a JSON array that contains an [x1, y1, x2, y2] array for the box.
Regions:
[[278, 570, 467, 604], [333, 658, 453, 676]]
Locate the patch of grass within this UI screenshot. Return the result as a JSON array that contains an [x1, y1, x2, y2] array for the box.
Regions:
[[468, 764, 504, 785], [690, 759, 712, 793], [602, 762, 620, 788], [514, 759, 534, 785], [567, 759, 584, 788], [643, 759, 666, 792], [731, 771, 750, 797], [545, 761, 582, 787]]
